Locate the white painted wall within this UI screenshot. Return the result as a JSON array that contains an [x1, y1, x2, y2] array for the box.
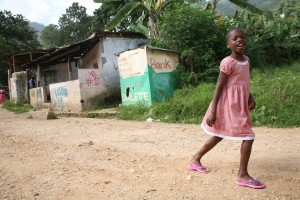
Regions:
[[29, 87, 47, 109], [9, 71, 28, 103], [78, 68, 107, 109], [49, 80, 82, 112], [118, 47, 147, 78]]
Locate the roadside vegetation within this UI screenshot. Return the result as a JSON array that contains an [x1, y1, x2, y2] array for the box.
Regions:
[[117, 60, 300, 128], [116, 0, 300, 128], [2, 101, 33, 114]]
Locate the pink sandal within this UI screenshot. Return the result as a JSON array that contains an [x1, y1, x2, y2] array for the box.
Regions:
[[188, 163, 209, 174], [236, 178, 266, 189]]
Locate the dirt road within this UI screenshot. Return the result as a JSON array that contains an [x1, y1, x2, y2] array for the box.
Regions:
[[0, 107, 299, 200]]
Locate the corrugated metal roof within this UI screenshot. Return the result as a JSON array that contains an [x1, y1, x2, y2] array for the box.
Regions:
[[23, 31, 147, 68], [117, 45, 179, 56]]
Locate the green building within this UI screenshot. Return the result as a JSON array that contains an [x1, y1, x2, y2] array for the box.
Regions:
[[117, 46, 180, 106]]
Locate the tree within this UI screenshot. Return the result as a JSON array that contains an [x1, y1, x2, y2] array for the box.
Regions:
[[92, 0, 139, 32], [160, 5, 228, 85], [0, 11, 40, 85], [57, 2, 94, 46], [231, 0, 300, 67], [93, 0, 166, 39], [0, 11, 40, 54], [274, 0, 300, 35], [40, 24, 60, 49]]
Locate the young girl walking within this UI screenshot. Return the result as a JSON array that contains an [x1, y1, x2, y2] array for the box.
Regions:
[[189, 28, 265, 189]]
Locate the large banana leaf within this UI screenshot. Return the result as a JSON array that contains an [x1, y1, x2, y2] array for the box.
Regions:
[[105, 1, 141, 30], [130, 23, 150, 38]]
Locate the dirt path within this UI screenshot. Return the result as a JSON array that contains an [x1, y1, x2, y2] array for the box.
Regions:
[[0, 107, 299, 200]]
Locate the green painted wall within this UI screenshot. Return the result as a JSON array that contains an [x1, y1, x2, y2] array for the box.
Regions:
[[148, 66, 178, 103], [120, 65, 178, 106], [118, 46, 179, 106], [120, 66, 152, 106]]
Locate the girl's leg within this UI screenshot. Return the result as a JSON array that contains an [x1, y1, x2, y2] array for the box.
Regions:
[[238, 139, 263, 184], [238, 140, 265, 188], [191, 136, 223, 165]]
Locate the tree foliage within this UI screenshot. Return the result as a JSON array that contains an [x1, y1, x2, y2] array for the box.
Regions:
[[93, 0, 167, 38], [231, 0, 300, 66], [40, 24, 59, 49], [274, 0, 300, 35], [92, 0, 139, 32], [0, 11, 40, 54], [159, 5, 228, 85], [40, 3, 94, 48], [57, 2, 94, 46], [0, 11, 40, 85]]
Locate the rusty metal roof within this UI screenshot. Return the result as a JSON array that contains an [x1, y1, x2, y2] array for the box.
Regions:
[[1, 50, 52, 67], [116, 45, 179, 56], [23, 31, 147, 69]]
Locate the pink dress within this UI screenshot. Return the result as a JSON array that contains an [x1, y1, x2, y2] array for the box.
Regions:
[[201, 56, 255, 140]]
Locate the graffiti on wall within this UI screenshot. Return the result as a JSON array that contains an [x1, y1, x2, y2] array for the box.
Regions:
[[149, 58, 172, 70], [122, 92, 149, 102], [80, 69, 102, 89], [29, 87, 45, 109], [85, 71, 101, 87], [118, 51, 146, 78], [55, 87, 68, 107], [30, 88, 42, 99], [147, 50, 179, 73], [121, 76, 150, 104]]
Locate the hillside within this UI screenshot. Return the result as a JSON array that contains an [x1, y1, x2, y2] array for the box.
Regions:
[[217, 0, 281, 16], [29, 22, 45, 32], [29, 22, 45, 41]]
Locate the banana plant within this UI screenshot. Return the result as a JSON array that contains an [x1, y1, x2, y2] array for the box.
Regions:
[[93, 0, 166, 39]]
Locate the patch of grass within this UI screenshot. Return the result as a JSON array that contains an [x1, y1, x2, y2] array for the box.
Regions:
[[117, 104, 151, 121], [2, 100, 33, 114], [117, 84, 214, 124], [251, 61, 300, 127], [150, 84, 214, 124]]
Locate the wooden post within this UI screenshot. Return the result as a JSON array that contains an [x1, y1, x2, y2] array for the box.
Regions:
[[68, 57, 72, 81], [12, 55, 16, 73], [7, 69, 11, 101], [29, 52, 33, 61], [37, 64, 40, 87]]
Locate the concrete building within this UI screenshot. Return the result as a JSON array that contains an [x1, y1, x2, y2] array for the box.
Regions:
[[4, 32, 147, 111], [117, 46, 180, 106]]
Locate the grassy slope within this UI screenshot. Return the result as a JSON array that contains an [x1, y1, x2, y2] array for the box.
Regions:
[[118, 60, 300, 128]]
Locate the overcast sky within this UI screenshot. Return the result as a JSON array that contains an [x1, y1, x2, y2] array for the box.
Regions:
[[0, 0, 101, 26]]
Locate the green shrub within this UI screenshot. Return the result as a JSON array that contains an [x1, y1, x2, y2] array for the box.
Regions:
[[117, 60, 300, 127], [158, 5, 228, 86], [231, 1, 300, 68], [2, 100, 33, 113]]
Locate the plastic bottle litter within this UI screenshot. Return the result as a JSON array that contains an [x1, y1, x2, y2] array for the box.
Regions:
[[146, 118, 153, 122]]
